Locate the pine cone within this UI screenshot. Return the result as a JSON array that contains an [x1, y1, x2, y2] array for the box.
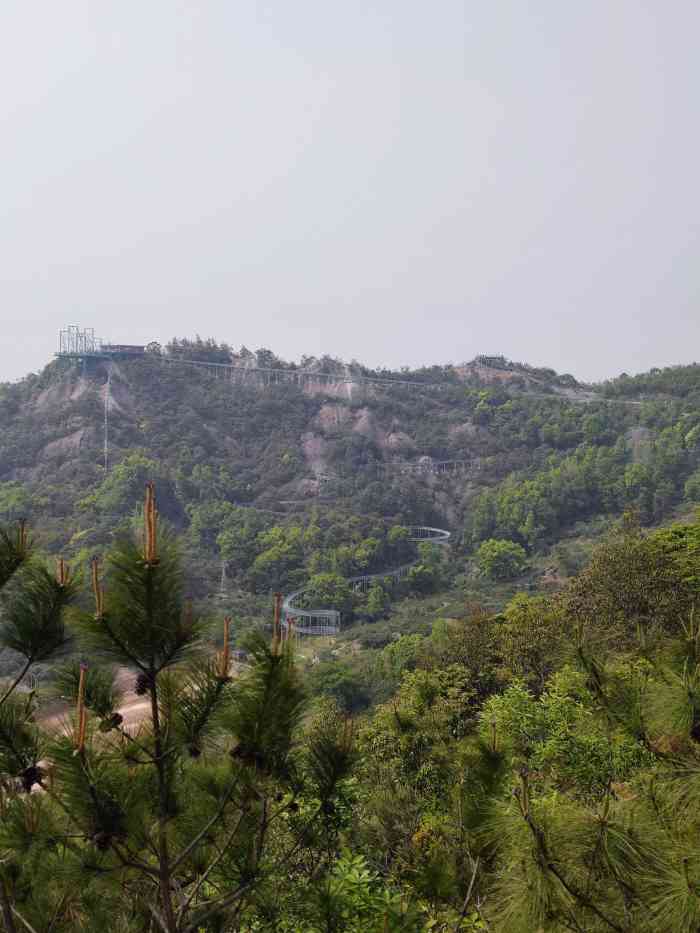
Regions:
[[20, 765, 43, 793], [93, 831, 112, 851], [135, 673, 152, 695]]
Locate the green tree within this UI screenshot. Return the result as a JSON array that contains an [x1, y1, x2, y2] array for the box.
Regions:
[[407, 562, 438, 594], [302, 572, 354, 615], [0, 490, 357, 931], [80, 452, 183, 522], [476, 539, 527, 580], [0, 522, 78, 932], [309, 661, 372, 713], [0, 482, 32, 520], [496, 593, 563, 692], [366, 580, 390, 618]]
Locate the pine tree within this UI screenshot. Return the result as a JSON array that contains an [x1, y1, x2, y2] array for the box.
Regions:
[[0, 520, 78, 932], [0, 486, 357, 931]]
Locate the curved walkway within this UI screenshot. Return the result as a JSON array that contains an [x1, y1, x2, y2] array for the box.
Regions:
[[282, 526, 451, 636]]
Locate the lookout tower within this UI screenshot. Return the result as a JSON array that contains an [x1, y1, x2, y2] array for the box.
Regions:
[[57, 325, 107, 359], [56, 326, 146, 361]]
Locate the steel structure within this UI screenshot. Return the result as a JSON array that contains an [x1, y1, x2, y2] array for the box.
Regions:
[[57, 327, 145, 361], [383, 458, 481, 477], [281, 526, 451, 637], [58, 325, 104, 358], [101, 344, 145, 356]]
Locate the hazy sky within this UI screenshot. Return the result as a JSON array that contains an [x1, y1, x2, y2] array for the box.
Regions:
[[1, 2, 698, 383]]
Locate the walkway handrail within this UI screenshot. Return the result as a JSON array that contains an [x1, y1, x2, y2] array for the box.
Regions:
[[281, 526, 450, 636], [159, 355, 448, 391]]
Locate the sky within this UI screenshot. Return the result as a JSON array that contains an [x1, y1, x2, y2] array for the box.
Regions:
[[1, 2, 698, 384]]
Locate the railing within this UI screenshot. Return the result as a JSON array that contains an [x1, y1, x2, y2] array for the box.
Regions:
[[382, 459, 481, 476], [281, 526, 450, 636], [159, 355, 446, 391]]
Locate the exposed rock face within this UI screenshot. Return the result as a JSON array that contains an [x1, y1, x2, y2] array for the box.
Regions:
[[41, 428, 90, 460], [100, 370, 135, 415], [34, 377, 90, 411], [314, 401, 420, 455], [302, 379, 359, 401], [296, 478, 319, 497], [302, 433, 328, 476], [316, 404, 353, 432], [352, 407, 376, 440]]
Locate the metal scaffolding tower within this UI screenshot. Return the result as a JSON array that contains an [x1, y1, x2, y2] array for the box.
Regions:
[[58, 325, 103, 357]]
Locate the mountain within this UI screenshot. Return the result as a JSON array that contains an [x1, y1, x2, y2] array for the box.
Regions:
[[1, 339, 699, 607], [1, 339, 700, 931]]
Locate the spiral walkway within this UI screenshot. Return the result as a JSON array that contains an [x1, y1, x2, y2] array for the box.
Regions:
[[281, 526, 451, 636]]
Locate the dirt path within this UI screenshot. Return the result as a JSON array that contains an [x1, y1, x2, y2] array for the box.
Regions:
[[40, 667, 154, 735], [39, 663, 242, 734]]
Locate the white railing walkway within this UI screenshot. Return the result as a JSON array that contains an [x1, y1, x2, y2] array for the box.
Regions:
[[281, 526, 450, 636]]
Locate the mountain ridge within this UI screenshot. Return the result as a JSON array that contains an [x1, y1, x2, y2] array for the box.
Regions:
[[1, 341, 698, 605]]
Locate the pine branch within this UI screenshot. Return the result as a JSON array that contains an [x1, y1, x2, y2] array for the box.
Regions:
[[455, 857, 480, 929], [0, 658, 32, 707], [10, 906, 39, 933], [182, 802, 324, 933], [169, 778, 239, 872], [114, 726, 154, 765], [177, 811, 245, 921], [0, 522, 30, 591], [515, 776, 626, 933], [148, 675, 178, 933], [147, 903, 170, 933], [0, 880, 17, 933], [585, 787, 612, 897], [182, 881, 254, 933], [100, 615, 150, 674]]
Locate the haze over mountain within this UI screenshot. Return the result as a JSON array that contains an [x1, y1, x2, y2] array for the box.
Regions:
[[3, 6, 700, 929], [2, 3, 700, 382]]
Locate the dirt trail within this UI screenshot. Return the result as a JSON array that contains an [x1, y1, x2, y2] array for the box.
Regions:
[[40, 668, 154, 735], [40, 663, 242, 734]]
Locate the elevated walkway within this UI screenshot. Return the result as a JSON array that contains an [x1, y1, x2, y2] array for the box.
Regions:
[[281, 526, 450, 636]]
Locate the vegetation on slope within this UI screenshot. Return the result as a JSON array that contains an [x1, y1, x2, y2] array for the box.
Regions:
[[0, 491, 699, 929], [1, 346, 699, 602]]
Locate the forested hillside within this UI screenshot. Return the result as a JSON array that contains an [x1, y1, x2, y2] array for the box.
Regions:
[[1, 344, 699, 601], [1, 343, 700, 930], [0, 473, 699, 930], [0, 348, 700, 576]]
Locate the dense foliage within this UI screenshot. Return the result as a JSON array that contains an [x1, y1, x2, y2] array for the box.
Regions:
[[602, 362, 700, 399], [3, 341, 700, 930], [0, 487, 700, 929], [1, 349, 699, 600]]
